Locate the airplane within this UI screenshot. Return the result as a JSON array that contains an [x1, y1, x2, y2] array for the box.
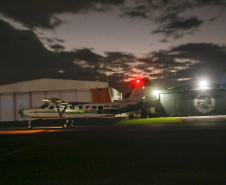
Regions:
[[19, 79, 146, 129]]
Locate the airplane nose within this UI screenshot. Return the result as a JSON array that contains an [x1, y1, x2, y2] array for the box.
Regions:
[[18, 109, 24, 117]]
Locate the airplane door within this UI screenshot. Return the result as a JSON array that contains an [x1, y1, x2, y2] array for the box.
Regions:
[[98, 106, 103, 114]]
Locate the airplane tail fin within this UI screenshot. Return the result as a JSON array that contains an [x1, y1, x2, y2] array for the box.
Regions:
[[125, 79, 145, 104]]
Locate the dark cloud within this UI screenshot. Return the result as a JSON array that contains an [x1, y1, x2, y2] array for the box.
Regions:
[[120, 5, 148, 19], [0, 0, 224, 52], [149, 43, 226, 85], [0, 19, 48, 83], [168, 17, 203, 30], [196, 0, 225, 5], [104, 51, 134, 59], [0, 0, 225, 36], [55, 38, 64, 43], [73, 48, 104, 63], [104, 51, 136, 64], [171, 43, 226, 74], [0, 19, 48, 66], [70, 43, 226, 86], [0, 20, 107, 84], [121, 0, 225, 39], [101, 42, 226, 87], [0, 13, 225, 89], [40, 37, 65, 51], [0, 0, 125, 29], [152, 17, 203, 39], [50, 44, 65, 52], [0, 19, 134, 85]]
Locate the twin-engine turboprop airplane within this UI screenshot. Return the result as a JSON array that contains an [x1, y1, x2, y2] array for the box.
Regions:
[[19, 79, 145, 129]]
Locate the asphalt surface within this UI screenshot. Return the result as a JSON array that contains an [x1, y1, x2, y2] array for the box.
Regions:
[[1, 117, 226, 185]]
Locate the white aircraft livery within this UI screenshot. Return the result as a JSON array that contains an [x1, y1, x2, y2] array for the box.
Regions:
[[19, 79, 145, 129]]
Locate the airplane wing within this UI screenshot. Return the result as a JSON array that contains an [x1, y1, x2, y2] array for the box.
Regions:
[[42, 97, 68, 104]]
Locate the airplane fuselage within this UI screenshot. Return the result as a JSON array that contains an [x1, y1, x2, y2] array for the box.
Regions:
[[20, 102, 128, 120]]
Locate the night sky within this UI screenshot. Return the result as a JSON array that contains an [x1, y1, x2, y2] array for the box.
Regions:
[[0, 0, 225, 93]]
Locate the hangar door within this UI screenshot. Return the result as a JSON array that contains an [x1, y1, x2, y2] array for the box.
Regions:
[[0, 89, 92, 122]]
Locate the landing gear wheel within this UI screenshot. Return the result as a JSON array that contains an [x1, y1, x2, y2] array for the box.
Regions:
[[62, 123, 68, 129], [69, 119, 75, 128], [70, 123, 75, 128]]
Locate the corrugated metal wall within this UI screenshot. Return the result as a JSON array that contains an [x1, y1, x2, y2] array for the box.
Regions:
[[159, 90, 226, 117]]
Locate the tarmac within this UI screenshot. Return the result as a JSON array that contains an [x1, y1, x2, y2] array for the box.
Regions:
[[0, 116, 226, 184]]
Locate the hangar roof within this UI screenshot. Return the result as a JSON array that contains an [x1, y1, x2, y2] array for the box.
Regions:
[[0, 78, 108, 93]]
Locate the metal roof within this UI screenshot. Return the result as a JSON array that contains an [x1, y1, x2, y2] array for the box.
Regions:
[[0, 78, 108, 93]]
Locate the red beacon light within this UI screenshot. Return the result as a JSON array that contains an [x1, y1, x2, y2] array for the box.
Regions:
[[133, 79, 143, 86], [133, 79, 144, 87]]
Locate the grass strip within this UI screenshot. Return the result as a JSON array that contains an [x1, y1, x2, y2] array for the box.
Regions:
[[116, 117, 183, 125]]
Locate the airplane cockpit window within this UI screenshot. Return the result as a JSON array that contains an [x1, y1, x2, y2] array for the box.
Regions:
[[49, 105, 54, 109], [41, 103, 49, 109]]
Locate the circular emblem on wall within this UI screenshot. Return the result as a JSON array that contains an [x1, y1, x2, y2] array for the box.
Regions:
[[193, 92, 215, 113]]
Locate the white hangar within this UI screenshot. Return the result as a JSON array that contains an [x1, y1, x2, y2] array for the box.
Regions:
[[0, 78, 122, 122]]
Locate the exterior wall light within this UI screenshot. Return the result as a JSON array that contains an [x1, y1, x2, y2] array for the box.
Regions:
[[198, 80, 208, 89], [152, 90, 159, 99]]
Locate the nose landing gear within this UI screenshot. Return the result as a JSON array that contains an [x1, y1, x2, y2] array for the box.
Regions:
[[27, 120, 33, 129]]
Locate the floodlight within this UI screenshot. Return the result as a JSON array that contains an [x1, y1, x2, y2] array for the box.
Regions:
[[152, 90, 159, 99], [198, 80, 208, 89]]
